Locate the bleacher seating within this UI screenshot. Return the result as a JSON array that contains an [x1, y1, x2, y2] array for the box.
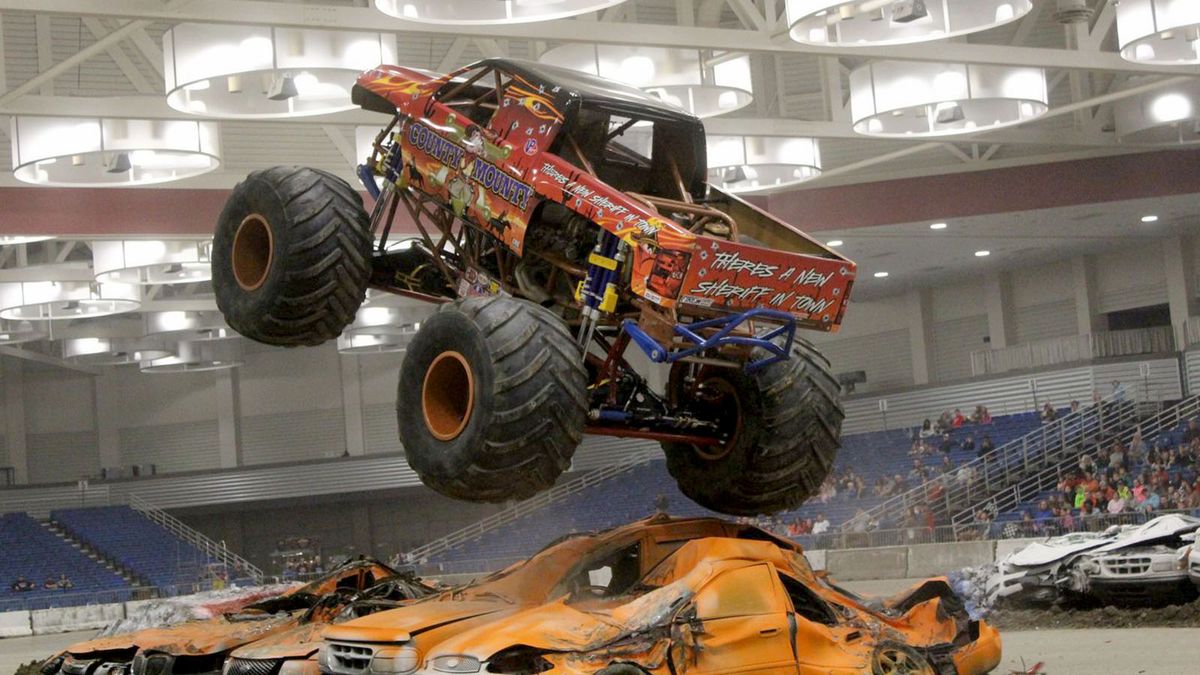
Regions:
[[52, 506, 216, 589], [424, 410, 1046, 569], [991, 414, 1200, 532], [0, 512, 129, 608]]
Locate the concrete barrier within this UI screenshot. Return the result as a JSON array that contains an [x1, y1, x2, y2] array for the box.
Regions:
[[31, 603, 124, 635], [906, 541, 996, 578], [804, 549, 826, 571], [825, 546, 908, 581], [0, 610, 32, 638], [994, 537, 1041, 561]]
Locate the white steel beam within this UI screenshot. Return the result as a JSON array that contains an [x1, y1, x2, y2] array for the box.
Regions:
[[82, 18, 154, 93], [3, 0, 1200, 76], [0, 18, 149, 106], [127, 26, 163, 77], [0, 14, 7, 93], [34, 14, 52, 96]]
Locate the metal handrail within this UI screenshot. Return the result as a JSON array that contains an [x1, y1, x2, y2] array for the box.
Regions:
[[950, 395, 1200, 528], [128, 493, 263, 582], [408, 448, 659, 562], [842, 395, 1122, 532]]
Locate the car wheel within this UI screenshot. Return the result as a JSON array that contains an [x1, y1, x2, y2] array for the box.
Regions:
[[397, 296, 588, 502], [871, 643, 935, 675], [213, 166, 372, 346]]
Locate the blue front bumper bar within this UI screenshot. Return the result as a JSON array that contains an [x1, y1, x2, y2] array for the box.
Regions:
[[622, 308, 797, 373]]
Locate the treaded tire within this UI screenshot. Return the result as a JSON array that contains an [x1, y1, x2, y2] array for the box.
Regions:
[[662, 339, 843, 516], [870, 642, 935, 675], [213, 166, 372, 347], [397, 296, 588, 502]]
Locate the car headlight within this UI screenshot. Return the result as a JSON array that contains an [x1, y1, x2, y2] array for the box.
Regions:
[[429, 656, 481, 674], [316, 648, 332, 674], [370, 648, 420, 675], [1151, 559, 1176, 573], [143, 655, 172, 675]]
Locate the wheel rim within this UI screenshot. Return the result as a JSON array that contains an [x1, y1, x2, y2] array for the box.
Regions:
[[690, 377, 742, 461], [422, 351, 475, 441], [232, 214, 274, 291], [873, 647, 934, 675]]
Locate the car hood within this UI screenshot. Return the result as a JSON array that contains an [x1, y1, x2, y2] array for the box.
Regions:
[[426, 599, 626, 660], [69, 614, 299, 657], [228, 621, 332, 661], [1004, 539, 1111, 568], [320, 599, 511, 644], [1090, 514, 1200, 554]]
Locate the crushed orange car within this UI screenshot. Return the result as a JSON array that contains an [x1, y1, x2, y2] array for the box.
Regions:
[[317, 516, 1001, 675], [43, 559, 428, 675]]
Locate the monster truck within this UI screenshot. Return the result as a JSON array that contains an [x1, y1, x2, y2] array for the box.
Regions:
[[211, 58, 856, 515]]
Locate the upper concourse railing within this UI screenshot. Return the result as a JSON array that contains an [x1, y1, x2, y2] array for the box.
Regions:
[[970, 326, 1177, 376]]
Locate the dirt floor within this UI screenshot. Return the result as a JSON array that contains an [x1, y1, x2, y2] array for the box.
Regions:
[[989, 597, 1200, 631]]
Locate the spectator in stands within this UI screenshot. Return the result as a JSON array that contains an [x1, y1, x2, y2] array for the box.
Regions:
[[908, 459, 927, 484], [1073, 483, 1088, 510], [1041, 402, 1058, 423], [10, 576, 34, 592], [1070, 400, 1081, 414], [960, 433, 975, 453], [979, 435, 994, 459], [1109, 443, 1125, 471], [893, 473, 908, 493], [811, 513, 830, 535], [1078, 453, 1096, 474], [919, 419, 936, 438], [654, 493, 669, 514], [1186, 419, 1200, 445], [939, 433, 953, 455], [970, 405, 991, 424], [938, 455, 954, 475], [1111, 380, 1126, 402], [956, 462, 976, 487], [936, 410, 953, 433], [1034, 499, 1054, 522], [952, 409, 966, 428]]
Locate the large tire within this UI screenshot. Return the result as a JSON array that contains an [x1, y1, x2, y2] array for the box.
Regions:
[[213, 166, 372, 347], [397, 296, 588, 502], [662, 339, 842, 516]]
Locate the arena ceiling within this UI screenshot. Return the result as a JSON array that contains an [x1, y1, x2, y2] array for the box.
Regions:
[[0, 0, 1196, 313]]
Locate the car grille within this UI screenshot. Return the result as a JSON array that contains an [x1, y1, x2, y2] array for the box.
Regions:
[[225, 660, 280, 675], [1100, 556, 1152, 575], [326, 644, 375, 675]]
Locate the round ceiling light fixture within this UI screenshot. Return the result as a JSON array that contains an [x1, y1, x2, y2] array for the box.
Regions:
[[539, 45, 753, 118], [143, 310, 237, 341], [785, 0, 1031, 46], [92, 240, 213, 285], [0, 281, 141, 321], [375, 0, 628, 24], [0, 236, 55, 245], [141, 339, 244, 373], [62, 336, 175, 366], [706, 135, 821, 193], [1114, 79, 1200, 144], [337, 305, 429, 354], [164, 24, 395, 118], [10, 117, 220, 186], [0, 320, 46, 345], [849, 61, 1049, 137], [1116, 0, 1200, 64]]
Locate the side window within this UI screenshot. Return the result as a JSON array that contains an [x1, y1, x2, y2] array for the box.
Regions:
[[566, 542, 642, 600], [695, 564, 780, 619], [778, 574, 839, 626]]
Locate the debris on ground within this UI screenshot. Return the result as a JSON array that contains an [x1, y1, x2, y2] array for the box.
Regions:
[[948, 564, 998, 619], [99, 584, 294, 636], [13, 661, 40, 675], [986, 597, 1200, 630]]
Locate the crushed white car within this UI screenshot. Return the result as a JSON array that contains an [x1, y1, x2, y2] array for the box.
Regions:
[[988, 514, 1200, 606]]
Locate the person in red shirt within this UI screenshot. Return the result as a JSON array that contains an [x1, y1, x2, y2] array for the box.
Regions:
[[952, 408, 966, 428]]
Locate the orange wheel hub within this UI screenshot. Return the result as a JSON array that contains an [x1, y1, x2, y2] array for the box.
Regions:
[[422, 351, 475, 441]]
